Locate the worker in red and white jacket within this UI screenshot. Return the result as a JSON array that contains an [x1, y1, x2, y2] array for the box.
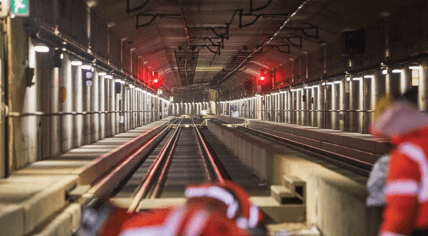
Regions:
[[184, 180, 267, 234], [371, 92, 428, 236], [75, 198, 251, 236]]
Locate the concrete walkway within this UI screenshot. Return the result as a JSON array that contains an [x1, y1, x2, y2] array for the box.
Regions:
[[0, 117, 175, 236]]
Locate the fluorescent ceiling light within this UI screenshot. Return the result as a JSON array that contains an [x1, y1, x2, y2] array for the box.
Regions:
[[334, 81, 341, 84], [129, 84, 135, 88], [104, 75, 112, 79], [353, 77, 362, 81], [326, 82, 334, 85], [71, 61, 82, 66], [346, 77, 350, 81], [382, 70, 387, 75], [364, 75, 374, 78], [409, 66, 420, 70], [114, 79, 122, 83], [81, 65, 92, 70], [34, 46, 50, 53], [98, 72, 107, 76], [392, 69, 402, 73]]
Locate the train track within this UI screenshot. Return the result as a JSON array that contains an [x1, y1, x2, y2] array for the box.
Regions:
[[108, 118, 229, 212], [234, 124, 372, 177]]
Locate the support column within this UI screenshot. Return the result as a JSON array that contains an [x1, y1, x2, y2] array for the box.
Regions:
[[358, 77, 364, 133], [331, 82, 338, 130], [311, 86, 318, 127], [59, 54, 73, 152], [318, 81, 325, 128], [99, 74, 106, 139], [401, 64, 412, 95], [305, 87, 311, 126], [349, 77, 358, 132], [287, 91, 291, 124], [420, 60, 428, 111]]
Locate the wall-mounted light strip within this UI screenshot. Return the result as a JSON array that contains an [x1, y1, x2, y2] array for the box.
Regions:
[[71, 61, 82, 66], [34, 46, 50, 53], [81, 65, 92, 70]]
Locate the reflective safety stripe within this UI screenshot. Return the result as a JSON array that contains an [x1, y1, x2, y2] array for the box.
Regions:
[[385, 180, 419, 196], [185, 186, 238, 218], [399, 143, 428, 202], [248, 204, 259, 228], [379, 231, 406, 236], [236, 217, 248, 229], [120, 208, 186, 236], [184, 211, 209, 236]]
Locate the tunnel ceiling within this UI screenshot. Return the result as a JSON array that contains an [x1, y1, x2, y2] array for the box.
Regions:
[[86, 0, 421, 92]]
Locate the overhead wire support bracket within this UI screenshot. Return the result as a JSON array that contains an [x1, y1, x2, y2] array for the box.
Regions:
[[267, 44, 291, 54], [187, 24, 230, 40], [277, 35, 303, 48], [136, 13, 181, 29], [126, 0, 150, 14], [239, 10, 290, 29], [281, 24, 319, 39], [249, 0, 274, 13]]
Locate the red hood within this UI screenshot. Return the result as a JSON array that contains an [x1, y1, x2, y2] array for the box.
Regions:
[[370, 101, 428, 142]]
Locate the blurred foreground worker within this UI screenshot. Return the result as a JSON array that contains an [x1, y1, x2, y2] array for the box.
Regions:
[[75, 180, 267, 236], [184, 180, 267, 235], [75, 198, 251, 236], [371, 91, 428, 236], [366, 154, 390, 235]]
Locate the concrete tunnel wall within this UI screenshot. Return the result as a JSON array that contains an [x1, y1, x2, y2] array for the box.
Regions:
[[3, 19, 165, 174]]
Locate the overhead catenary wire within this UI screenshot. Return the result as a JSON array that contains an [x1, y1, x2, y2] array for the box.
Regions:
[[180, 0, 191, 86], [216, 0, 311, 85]]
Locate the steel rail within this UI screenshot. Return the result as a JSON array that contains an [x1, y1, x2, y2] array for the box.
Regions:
[[237, 125, 371, 176], [193, 122, 214, 182], [128, 119, 183, 212], [90, 124, 172, 198], [150, 125, 182, 198], [193, 120, 226, 183]]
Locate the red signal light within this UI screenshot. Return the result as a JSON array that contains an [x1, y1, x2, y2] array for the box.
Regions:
[[154, 78, 159, 83], [260, 76, 265, 81]]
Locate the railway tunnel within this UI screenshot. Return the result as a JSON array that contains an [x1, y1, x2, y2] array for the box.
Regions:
[[0, 0, 427, 235]]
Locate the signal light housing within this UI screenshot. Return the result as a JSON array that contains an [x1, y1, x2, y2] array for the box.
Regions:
[[257, 69, 271, 91], [152, 71, 162, 89]]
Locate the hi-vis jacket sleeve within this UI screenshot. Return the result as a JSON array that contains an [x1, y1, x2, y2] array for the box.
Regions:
[[380, 143, 422, 236]]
